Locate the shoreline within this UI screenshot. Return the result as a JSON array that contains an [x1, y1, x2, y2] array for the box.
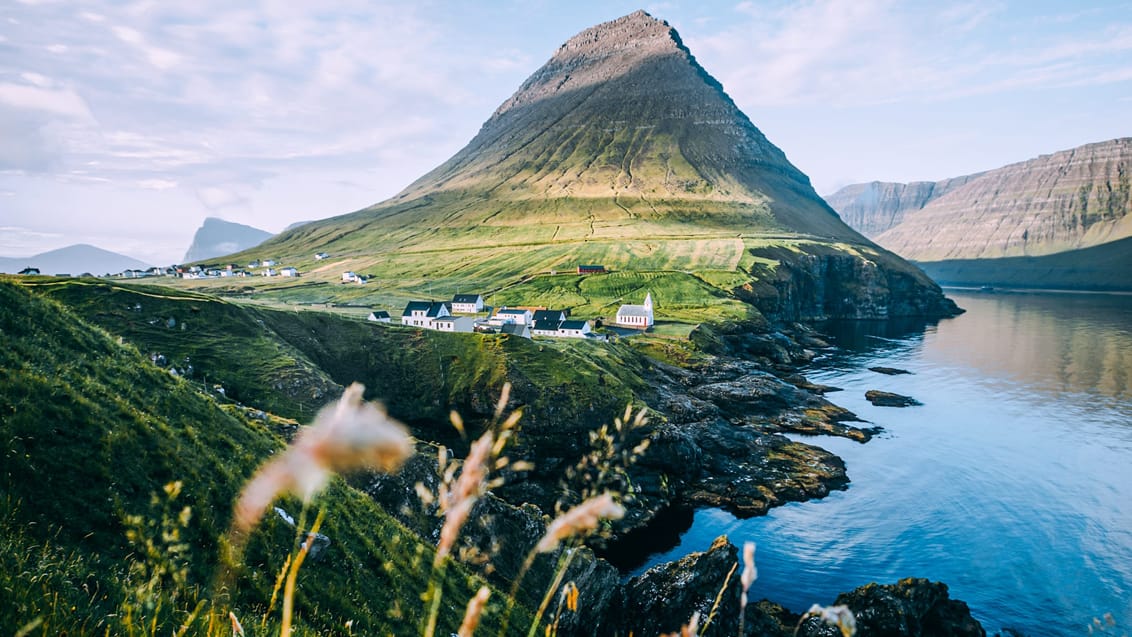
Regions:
[[943, 284, 1132, 297]]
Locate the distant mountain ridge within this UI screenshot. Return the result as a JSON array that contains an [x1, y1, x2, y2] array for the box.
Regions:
[[183, 217, 272, 262], [824, 175, 984, 237], [825, 138, 1132, 260], [0, 243, 152, 275]]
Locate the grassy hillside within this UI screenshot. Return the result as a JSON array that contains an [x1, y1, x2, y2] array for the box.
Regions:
[[0, 278, 526, 636], [24, 277, 341, 419], [25, 278, 654, 444]]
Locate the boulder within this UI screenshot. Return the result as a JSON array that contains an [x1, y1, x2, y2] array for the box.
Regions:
[[795, 578, 986, 637], [621, 535, 743, 636], [865, 390, 922, 407], [870, 366, 913, 376]]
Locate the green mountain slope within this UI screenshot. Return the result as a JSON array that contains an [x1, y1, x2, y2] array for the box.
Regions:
[[0, 278, 516, 636], [193, 11, 953, 320]]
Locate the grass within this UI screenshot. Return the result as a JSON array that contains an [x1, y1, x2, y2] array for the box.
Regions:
[[0, 278, 533, 636]]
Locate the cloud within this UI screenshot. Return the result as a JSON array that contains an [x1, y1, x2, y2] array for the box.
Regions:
[[0, 225, 65, 256], [136, 178, 177, 190], [195, 185, 249, 210], [688, 1, 1132, 108], [110, 24, 181, 70], [0, 82, 94, 120]]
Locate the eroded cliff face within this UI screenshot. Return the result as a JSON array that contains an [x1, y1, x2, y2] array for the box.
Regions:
[[828, 138, 1132, 261], [742, 244, 962, 322]]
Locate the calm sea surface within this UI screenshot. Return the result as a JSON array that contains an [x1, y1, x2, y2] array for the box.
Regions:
[[629, 291, 1132, 636]]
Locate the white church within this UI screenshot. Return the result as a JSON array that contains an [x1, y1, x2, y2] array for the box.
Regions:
[[616, 292, 654, 329]]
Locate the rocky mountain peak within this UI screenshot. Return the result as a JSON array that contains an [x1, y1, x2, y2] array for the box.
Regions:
[[395, 8, 840, 239], [491, 10, 682, 118]]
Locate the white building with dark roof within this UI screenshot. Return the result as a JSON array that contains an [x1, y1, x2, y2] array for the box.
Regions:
[[616, 292, 654, 329], [491, 308, 533, 326], [451, 294, 485, 314], [433, 316, 475, 333], [401, 301, 451, 328], [556, 319, 592, 338]]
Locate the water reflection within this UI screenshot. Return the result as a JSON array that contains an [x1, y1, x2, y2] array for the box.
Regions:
[[621, 290, 1132, 637], [924, 292, 1132, 401]]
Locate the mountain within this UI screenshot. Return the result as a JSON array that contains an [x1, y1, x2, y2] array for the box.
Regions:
[[183, 217, 273, 262], [0, 243, 152, 275], [204, 10, 955, 320], [827, 139, 1132, 258], [823, 175, 984, 237]]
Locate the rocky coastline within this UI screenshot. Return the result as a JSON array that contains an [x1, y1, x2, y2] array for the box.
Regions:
[[361, 317, 987, 635]]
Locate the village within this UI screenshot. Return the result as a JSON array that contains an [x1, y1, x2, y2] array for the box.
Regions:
[[27, 254, 657, 340], [378, 288, 654, 340]]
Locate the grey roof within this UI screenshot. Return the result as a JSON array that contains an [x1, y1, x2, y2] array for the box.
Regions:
[[497, 308, 529, 315], [559, 320, 588, 330], [618, 305, 650, 317], [532, 309, 566, 323], [426, 302, 451, 317], [501, 323, 530, 336], [369, 310, 390, 318], [403, 301, 431, 314], [532, 319, 562, 332], [452, 294, 483, 303]]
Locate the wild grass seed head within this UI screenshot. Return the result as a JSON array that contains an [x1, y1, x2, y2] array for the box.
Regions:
[[536, 493, 625, 553], [234, 382, 411, 533]]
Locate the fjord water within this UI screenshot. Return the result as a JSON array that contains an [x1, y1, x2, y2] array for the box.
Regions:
[[633, 291, 1132, 636]]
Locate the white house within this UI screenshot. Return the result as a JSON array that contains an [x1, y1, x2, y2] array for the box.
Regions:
[[491, 308, 533, 326], [342, 271, 358, 283], [616, 292, 654, 329], [451, 294, 485, 314], [367, 310, 391, 323], [556, 320, 592, 338], [401, 301, 451, 328], [263, 268, 278, 277], [279, 267, 299, 277], [262, 259, 277, 267], [530, 309, 569, 336], [433, 316, 475, 333], [315, 252, 330, 260]]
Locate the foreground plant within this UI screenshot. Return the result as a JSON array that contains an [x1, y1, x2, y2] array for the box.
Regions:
[[228, 383, 412, 636], [233, 382, 413, 534], [423, 383, 522, 637], [798, 604, 857, 637]]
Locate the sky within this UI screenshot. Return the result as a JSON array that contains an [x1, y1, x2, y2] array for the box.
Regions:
[[2, 0, 1131, 265]]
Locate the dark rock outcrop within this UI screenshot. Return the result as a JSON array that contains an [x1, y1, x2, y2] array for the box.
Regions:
[[359, 443, 624, 636], [745, 243, 962, 322], [870, 366, 912, 376], [865, 390, 922, 407], [621, 536, 744, 636], [796, 578, 986, 637]]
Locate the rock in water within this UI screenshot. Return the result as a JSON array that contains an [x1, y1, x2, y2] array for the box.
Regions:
[[870, 366, 913, 375], [866, 390, 922, 407]]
